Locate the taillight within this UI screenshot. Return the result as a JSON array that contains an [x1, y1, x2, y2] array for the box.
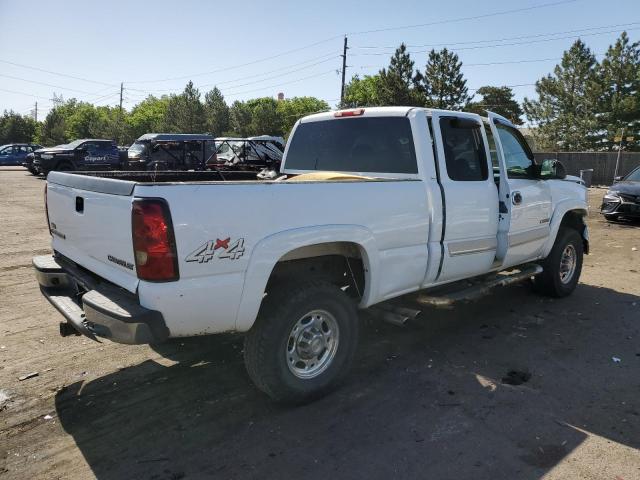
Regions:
[[131, 199, 179, 282], [44, 183, 51, 235]]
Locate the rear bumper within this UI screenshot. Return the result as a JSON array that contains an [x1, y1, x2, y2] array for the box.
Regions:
[[33, 254, 169, 344]]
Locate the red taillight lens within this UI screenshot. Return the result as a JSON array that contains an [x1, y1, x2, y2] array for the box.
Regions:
[[44, 183, 51, 235], [131, 199, 179, 282]]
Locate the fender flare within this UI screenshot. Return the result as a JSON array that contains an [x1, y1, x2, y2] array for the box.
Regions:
[[234, 224, 379, 332], [541, 199, 589, 258]]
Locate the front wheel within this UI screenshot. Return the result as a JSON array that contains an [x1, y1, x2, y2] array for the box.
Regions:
[[533, 227, 583, 297], [244, 280, 359, 403]]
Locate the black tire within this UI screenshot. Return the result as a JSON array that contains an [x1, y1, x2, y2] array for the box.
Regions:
[[244, 280, 359, 403], [604, 213, 619, 222], [27, 167, 37, 175], [533, 227, 583, 297]]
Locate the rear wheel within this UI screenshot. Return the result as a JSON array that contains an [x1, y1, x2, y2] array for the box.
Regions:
[[244, 280, 358, 403], [533, 227, 583, 297]]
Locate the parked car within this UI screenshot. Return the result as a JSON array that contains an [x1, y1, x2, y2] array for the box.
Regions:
[[127, 133, 216, 171], [601, 166, 640, 221], [32, 139, 120, 175], [0, 143, 42, 166], [33, 107, 589, 402], [208, 136, 284, 173]]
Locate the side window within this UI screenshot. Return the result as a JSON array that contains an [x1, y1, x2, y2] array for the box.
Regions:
[[439, 117, 488, 181], [483, 123, 499, 169], [495, 124, 535, 178]]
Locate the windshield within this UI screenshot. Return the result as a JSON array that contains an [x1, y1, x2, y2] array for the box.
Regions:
[[128, 141, 148, 156], [625, 168, 640, 182], [63, 139, 85, 149], [285, 117, 417, 174]]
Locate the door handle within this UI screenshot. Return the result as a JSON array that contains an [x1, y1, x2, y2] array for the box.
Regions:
[[512, 191, 523, 205]]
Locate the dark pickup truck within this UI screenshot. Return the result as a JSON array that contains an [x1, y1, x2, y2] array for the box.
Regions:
[[33, 139, 120, 175]]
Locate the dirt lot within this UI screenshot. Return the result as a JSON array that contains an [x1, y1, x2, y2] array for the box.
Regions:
[[0, 167, 639, 480]]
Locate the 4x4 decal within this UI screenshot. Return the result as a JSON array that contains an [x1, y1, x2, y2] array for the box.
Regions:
[[186, 238, 245, 263]]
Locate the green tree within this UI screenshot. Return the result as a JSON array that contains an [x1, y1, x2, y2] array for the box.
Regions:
[[127, 95, 170, 141], [593, 32, 640, 151], [466, 86, 524, 124], [164, 81, 206, 133], [277, 96, 329, 134], [246, 97, 281, 136], [40, 99, 82, 145], [0, 110, 38, 144], [420, 48, 470, 109], [523, 40, 599, 151], [229, 100, 252, 136], [341, 75, 381, 108], [204, 87, 230, 136], [377, 44, 424, 106]]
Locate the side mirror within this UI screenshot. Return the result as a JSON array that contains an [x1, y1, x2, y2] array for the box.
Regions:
[[76, 146, 87, 152], [540, 159, 567, 180], [614, 175, 623, 182]]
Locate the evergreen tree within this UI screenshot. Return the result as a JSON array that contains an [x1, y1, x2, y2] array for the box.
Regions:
[[377, 44, 424, 106], [420, 48, 470, 110], [204, 87, 230, 136], [593, 32, 640, 151], [164, 81, 206, 133], [229, 100, 252, 137], [523, 40, 599, 151], [466, 86, 524, 124]]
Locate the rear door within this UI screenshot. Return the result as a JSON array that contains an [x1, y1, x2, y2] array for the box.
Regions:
[[46, 172, 139, 293], [487, 113, 552, 267], [431, 111, 499, 282]]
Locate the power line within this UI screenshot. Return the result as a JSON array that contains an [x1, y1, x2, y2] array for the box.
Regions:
[[353, 21, 640, 49], [126, 37, 343, 84], [223, 70, 337, 98], [126, 53, 339, 95], [352, 27, 639, 56], [353, 52, 607, 71], [347, 0, 578, 36], [0, 73, 102, 95], [0, 59, 118, 87]]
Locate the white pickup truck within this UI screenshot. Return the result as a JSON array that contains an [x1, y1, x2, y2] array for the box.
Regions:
[[34, 107, 589, 402]]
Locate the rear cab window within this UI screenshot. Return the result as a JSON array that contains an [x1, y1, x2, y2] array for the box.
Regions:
[[284, 116, 417, 175]]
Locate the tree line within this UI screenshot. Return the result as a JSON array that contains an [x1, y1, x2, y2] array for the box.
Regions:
[[1, 31, 638, 152], [0, 85, 328, 146]]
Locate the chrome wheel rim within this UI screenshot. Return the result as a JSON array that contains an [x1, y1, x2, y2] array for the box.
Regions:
[[286, 309, 339, 379], [559, 244, 577, 284]]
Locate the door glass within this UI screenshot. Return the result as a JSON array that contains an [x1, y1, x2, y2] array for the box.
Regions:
[[495, 124, 535, 178], [439, 118, 488, 181]]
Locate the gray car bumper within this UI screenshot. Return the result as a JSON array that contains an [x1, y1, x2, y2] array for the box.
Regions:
[[33, 254, 169, 344]]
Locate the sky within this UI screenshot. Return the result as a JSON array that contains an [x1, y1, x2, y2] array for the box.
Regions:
[[0, 0, 639, 123]]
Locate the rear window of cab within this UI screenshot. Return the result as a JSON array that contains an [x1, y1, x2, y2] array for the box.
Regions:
[[285, 117, 417, 174]]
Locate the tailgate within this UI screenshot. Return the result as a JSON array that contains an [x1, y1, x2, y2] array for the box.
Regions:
[[46, 172, 139, 293]]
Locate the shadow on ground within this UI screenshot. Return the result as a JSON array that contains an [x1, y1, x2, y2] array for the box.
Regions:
[[55, 283, 640, 480]]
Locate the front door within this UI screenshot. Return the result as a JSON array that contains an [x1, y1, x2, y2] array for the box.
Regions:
[[487, 113, 552, 268], [431, 111, 499, 283]]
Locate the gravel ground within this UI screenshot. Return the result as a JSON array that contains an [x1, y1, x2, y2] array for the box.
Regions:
[[0, 167, 639, 480]]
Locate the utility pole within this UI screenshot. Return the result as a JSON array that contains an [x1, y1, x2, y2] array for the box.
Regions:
[[340, 36, 348, 106], [34, 102, 37, 122], [118, 82, 124, 144], [119, 82, 123, 113], [613, 127, 625, 181]]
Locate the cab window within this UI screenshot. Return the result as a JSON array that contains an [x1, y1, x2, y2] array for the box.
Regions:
[[439, 117, 488, 181], [495, 123, 535, 178]]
